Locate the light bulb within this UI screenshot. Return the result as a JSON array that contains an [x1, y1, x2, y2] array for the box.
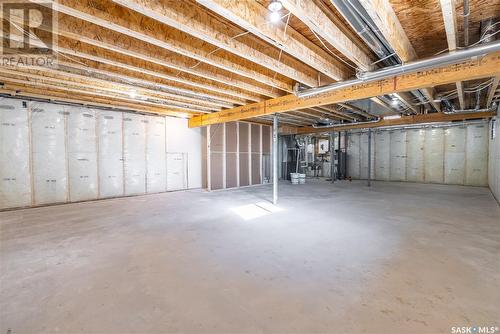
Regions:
[[270, 11, 281, 23], [268, 0, 283, 12], [129, 90, 137, 98]]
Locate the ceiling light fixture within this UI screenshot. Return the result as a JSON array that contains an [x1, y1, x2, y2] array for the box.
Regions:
[[129, 90, 137, 98], [269, 11, 281, 23], [268, 0, 283, 12]]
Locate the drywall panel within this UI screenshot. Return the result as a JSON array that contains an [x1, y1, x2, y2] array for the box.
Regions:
[[390, 130, 407, 181], [406, 129, 425, 183], [166, 152, 187, 191], [166, 117, 202, 189], [67, 106, 98, 202], [444, 126, 466, 185], [360, 132, 375, 180], [98, 111, 123, 198], [226, 122, 237, 153], [466, 124, 488, 186], [0, 98, 31, 208], [123, 114, 146, 195], [31, 101, 68, 205], [347, 133, 360, 179], [146, 116, 166, 193], [262, 125, 271, 154], [374, 131, 390, 181], [239, 122, 250, 186], [424, 128, 445, 183]]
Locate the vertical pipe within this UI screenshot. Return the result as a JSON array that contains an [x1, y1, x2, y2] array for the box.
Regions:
[[273, 114, 279, 205], [330, 132, 335, 183], [367, 129, 372, 187]]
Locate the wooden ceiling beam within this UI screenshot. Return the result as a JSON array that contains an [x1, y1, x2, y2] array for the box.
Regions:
[[0, 74, 208, 114], [111, 0, 319, 87], [280, 0, 372, 71], [48, 0, 291, 94], [189, 52, 500, 127], [3, 66, 222, 111], [487, 76, 499, 107], [196, 0, 349, 81], [1, 84, 197, 117], [439, 0, 465, 109], [295, 111, 496, 134], [356, 0, 441, 112]]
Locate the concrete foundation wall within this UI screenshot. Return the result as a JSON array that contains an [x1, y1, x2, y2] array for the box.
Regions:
[[489, 116, 500, 203], [346, 121, 490, 186], [0, 97, 202, 210]]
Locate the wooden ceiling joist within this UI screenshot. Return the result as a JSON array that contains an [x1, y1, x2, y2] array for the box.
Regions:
[[487, 76, 500, 107], [280, 0, 372, 71], [49, 0, 292, 94], [189, 52, 500, 127], [439, 0, 465, 110], [196, 0, 349, 81], [111, 0, 319, 87], [356, 0, 442, 112]]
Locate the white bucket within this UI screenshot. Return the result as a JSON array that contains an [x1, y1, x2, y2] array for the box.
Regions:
[[290, 173, 299, 184], [299, 173, 306, 184]]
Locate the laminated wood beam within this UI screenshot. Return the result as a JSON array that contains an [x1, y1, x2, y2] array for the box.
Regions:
[[46, 0, 292, 94], [189, 52, 500, 127], [196, 0, 349, 80], [111, 0, 319, 87]]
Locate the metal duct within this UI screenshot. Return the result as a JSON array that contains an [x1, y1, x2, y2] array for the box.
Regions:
[[298, 41, 500, 98]]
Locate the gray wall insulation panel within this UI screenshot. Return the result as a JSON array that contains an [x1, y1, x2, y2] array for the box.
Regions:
[[67, 107, 98, 202], [239, 153, 249, 187], [374, 131, 390, 181], [444, 126, 466, 185], [262, 125, 271, 154], [251, 153, 261, 185], [406, 129, 425, 183], [226, 153, 238, 188], [210, 152, 224, 190], [251, 124, 260, 153], [31, 102, 68, 205], [239, 122, 249, 186], [225, 122, 237, 153], [98, 111, 123, 198], [146, 116, 166, 193], [347, 133, 360, 179], [166, 152, 187, 191], [466, 124, 488, 186], [123, 114, 146, 195], [239, 123, 249, 152], [389, 130, 407, 181], [360, 132, 375, 180], [210, 124, 224, 152], [424, 128, 445, 183], [0, 98, 31, 208]]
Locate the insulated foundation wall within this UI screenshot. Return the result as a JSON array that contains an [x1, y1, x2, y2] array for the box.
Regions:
[[346, 121, 489, 187], [489, 116, 500, 203], [206, 121, 271, 191], [0, 97, 202, 210]]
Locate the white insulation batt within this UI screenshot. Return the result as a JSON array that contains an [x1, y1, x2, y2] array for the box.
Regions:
[[346, 121, 491, 187], [0, 98, 31, 209], [0, 97, 202, 209]]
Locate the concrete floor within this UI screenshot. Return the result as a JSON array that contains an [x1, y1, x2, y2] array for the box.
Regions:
[[1, 180, 499, 334]]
